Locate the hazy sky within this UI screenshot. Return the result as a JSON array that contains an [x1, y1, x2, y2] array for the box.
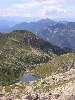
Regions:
[[0, 0, 75, 21]]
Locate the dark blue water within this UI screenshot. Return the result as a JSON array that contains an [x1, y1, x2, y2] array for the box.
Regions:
[[20, 73, 40, 82]]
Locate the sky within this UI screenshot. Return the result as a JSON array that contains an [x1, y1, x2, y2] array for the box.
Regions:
[[0, 0, 75, 21]]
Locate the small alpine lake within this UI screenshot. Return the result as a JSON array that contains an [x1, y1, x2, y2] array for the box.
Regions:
[[19, 73, 41, 83]]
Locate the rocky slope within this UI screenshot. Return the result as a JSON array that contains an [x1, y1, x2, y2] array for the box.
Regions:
[[0, 68, 75, 100]]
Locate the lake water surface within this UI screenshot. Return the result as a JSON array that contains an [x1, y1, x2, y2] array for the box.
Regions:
[[19, 73, 40, 82]]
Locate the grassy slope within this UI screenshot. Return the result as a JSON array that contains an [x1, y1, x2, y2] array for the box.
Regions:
[[33, 53, 75, 78]]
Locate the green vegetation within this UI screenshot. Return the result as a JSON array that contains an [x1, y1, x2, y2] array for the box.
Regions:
[[33, 53, 75, 78], [0, 30, 73, 85]]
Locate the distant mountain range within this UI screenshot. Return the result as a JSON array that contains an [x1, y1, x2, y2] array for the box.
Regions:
[[1, 18, 75, 50]]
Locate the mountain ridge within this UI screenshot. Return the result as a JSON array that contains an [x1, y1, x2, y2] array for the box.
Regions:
[[9, 19, 75, 50]]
